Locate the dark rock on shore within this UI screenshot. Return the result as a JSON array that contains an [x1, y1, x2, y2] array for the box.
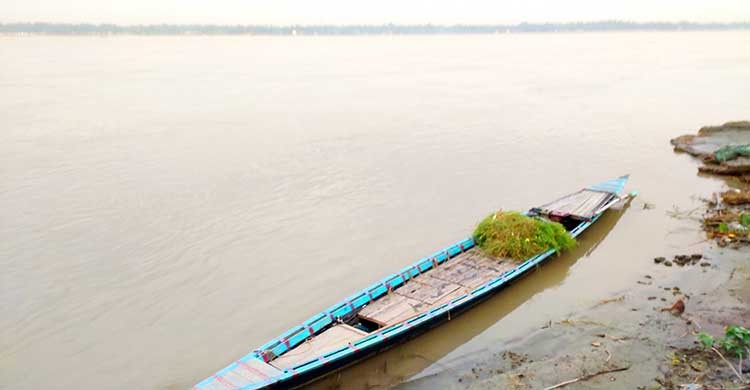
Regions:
[[671, 121, 750, 175]]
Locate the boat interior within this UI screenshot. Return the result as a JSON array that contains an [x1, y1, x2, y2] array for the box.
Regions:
[[194, 177, 628, 390], [265, 194, 611, 371], [269, 247, 518, 370]]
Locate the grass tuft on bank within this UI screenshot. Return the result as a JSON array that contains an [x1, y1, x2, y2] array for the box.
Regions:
[[473, 211, 576, 261]]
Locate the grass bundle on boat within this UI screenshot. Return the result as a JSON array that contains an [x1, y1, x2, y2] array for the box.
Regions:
[[473, 211, 576, 261]]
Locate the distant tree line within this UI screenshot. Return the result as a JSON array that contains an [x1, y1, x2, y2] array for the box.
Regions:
[[1, 21, 749, 35]]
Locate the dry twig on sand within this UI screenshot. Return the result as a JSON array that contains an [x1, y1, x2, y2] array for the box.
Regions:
[[597, 296, 625, 306], [542, 365, 630, 390], [711, 347, 747, 384]]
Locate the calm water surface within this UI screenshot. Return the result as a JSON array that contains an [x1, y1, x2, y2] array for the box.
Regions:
[[1, 32, 749, 389]]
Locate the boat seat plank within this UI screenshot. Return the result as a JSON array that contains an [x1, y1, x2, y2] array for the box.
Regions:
[[395, 275, 462, 305], [467, 255, 510, 273], [427, 257, 477, 282], [536, 189, 612, 219], [428, 255, 508, 288], [464, 252, 516, 273], [358, 292, 429, 326], [270, 324, 367, 370], [358, 275, 463, 327], [203, 358, 282, 390]]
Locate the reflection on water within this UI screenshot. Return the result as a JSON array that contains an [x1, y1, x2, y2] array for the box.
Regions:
[[306, 204, 629, 389]]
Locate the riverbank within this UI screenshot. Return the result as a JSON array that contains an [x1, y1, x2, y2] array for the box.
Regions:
[[398, 246, 749, 389], [396, 123, 750, 389]]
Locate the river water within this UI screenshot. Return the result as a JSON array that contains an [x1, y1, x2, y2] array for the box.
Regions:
[[1, 32, 749, 389]]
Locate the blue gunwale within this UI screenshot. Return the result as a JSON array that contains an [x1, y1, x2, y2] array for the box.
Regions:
[[194, 175, 629, 390]]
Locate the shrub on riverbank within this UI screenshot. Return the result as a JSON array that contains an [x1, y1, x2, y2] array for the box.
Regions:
[[473, 211, 576, 261]]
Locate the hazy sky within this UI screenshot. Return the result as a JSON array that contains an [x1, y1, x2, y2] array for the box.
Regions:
[[3, 0, 750, 25]]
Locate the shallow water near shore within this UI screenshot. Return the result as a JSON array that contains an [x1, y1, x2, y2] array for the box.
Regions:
[[1, 32, 750, 389]]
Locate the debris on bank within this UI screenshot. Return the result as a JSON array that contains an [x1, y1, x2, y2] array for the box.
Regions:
[[671, 119, 750, 247], [721, 189, 750, 205], [702, 189, 750, 248], [653, 254, 708, 268], [671, 121, 750, 175]]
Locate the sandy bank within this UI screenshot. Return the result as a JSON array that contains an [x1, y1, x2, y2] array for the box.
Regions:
[[398, 247, 749, 389]]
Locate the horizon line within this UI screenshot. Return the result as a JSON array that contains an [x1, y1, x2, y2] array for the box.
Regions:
[[4, 20, 750, 26], [3, 20, 749, 35]]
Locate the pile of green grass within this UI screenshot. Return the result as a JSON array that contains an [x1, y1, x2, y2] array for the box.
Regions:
[[472, 211, 576, 261]]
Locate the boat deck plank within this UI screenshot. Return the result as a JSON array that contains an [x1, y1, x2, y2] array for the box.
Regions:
[[428, 253, 511, 288], [463, 250, 517, 274], [270, 324, 367, 370], [202, 358, 282, 390], [395, 275, 462, 304], [426, 258, 481, 287], [537, 189, 612, 219], [358, 291, 429, 326], [358, 248, 515, 327]]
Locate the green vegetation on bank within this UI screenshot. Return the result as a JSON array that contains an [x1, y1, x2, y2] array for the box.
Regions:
[[698, 325, 750, 360], [473, 211, 576, 261]]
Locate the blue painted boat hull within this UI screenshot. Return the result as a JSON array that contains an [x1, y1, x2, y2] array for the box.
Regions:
[[257, 244, 571, 389], [193, 175, 630, 390]]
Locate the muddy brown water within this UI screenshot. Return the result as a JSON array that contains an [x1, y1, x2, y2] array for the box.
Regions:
[[1, 32, 749, 389]]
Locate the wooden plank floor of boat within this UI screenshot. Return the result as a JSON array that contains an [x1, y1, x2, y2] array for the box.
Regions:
[[356, 291, 429, 327], [358, 248, 514, 327], [271, 249, 515, 371], [201, 358, 282, 390], [537, 189, 611, 219], [270, 324, 368, 370]]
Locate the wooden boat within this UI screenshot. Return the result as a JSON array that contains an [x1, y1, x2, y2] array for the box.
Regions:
[[193, 175, 632, 390]]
